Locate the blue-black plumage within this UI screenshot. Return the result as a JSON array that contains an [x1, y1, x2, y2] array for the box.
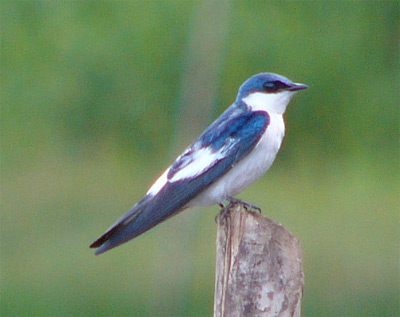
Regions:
[[90, 72, 308, 255]]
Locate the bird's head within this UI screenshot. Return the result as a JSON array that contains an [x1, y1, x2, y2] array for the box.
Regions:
[[236, 73, 308, 114]]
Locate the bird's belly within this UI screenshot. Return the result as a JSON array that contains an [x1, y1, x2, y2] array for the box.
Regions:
[[190, 114, 285, 207]]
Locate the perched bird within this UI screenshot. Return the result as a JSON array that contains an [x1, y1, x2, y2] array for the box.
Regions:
[[90, 72, 308, 255]]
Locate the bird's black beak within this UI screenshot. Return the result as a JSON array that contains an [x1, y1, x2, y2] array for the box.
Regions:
[[287, 83, 308, 91]]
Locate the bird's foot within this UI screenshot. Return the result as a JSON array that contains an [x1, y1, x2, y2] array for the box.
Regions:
[[215, 197, 261, 222], [227, 196, 262, 213], [215, 202, 231, 222]]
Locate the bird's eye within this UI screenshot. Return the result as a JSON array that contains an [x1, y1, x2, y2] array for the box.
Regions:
[[263, 80, 288, 92], [263, 82, 276, 91]]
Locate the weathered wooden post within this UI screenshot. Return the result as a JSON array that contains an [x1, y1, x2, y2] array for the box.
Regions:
[[214, 203, 304, 317]]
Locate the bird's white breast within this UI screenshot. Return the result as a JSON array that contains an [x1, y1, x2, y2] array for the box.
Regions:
[[189, 112, 285, 206]]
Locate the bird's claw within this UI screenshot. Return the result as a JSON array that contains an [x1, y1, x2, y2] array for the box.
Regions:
[[215, 197, 262, 222], [215, 202, 232, 222], [227, 196, 262, 213]]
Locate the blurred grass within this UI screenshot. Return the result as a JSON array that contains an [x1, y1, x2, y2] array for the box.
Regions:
[[2, 150, 398, 316], [1, 1, 399, 316]]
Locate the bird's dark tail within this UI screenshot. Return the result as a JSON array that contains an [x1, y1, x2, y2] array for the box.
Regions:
[[90, 178, 197, 255], [90, 197, 152, 255]]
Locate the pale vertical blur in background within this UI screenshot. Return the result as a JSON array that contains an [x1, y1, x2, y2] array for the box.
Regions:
[[1, 1, 399, 316]]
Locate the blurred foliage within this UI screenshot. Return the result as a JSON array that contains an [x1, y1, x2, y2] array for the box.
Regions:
[[1, 1, 399, 316]]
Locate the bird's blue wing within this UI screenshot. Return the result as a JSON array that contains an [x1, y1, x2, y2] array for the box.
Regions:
[[90, 109, 269, 254]]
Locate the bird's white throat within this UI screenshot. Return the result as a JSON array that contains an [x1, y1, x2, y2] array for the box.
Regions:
[[242, 91, 296, 114]]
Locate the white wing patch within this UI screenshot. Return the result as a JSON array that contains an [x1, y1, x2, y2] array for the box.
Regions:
[[147, 140, 236, 196], [170, 147, 222, 183], [146, 168, 170, 196]]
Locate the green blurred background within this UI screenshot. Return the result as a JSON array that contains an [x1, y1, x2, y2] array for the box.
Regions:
[[1, 1, 399, 316]]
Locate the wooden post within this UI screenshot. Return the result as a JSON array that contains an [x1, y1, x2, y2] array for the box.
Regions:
[[214, 203, 304, 317]]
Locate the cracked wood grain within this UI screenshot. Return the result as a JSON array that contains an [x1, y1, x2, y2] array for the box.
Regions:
[[214, 204, 304, 317]]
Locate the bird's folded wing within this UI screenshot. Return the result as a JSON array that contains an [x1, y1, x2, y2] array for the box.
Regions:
[[90, 110, 269, 254]]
